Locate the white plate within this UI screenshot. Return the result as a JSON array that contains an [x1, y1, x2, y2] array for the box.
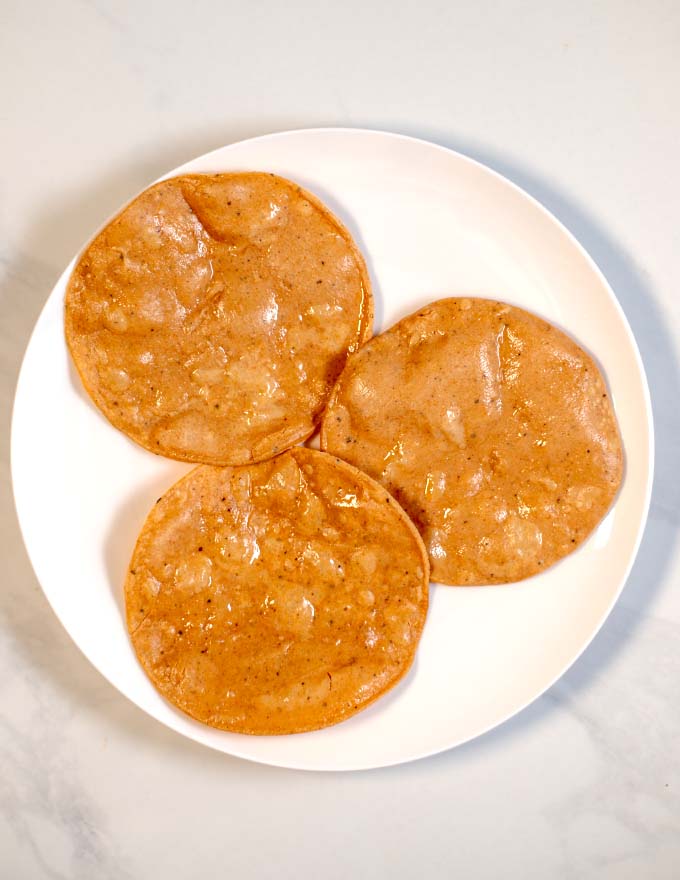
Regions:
[[11, 129, 653, 771]]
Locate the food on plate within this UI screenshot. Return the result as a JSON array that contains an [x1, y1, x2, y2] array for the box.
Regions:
[[65, 172, 372, 465], [125, 448, 429, 734], [321, 297, 623, 586]]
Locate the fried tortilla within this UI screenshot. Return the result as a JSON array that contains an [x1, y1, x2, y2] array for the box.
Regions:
[[321, 297, 623, 585], [125, 449, 429, 734], [65, 172, 372, 464]]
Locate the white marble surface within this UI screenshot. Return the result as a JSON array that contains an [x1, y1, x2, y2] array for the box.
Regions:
[[2, 1, 679, 876]]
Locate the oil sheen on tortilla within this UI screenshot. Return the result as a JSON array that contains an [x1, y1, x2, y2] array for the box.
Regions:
[[125, 449, 429, 734], [321, 297, 623, 586], [65, 172, 372, 465]]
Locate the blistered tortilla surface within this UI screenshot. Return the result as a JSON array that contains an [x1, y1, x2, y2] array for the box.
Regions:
[[125, 449, 429, 734], [65, 173, 372, 464], [321, 298, 623, 585]]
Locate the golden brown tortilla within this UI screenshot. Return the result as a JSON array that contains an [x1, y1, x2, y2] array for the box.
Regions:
[[65, 173, 372, 465], [321, 297, 623, 585], [125, 449, 429, 734]]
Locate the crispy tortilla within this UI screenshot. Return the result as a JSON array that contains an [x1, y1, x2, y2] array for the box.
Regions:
[[125, 449, 429, 734], [65, 172, 372, 464], [321, 297, 623, 585]]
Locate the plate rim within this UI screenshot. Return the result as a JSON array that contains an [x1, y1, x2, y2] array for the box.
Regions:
[[10, 127, 655, 771]]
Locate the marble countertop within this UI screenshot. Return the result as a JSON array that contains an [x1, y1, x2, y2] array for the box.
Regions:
[[2, 1, 678, 877]]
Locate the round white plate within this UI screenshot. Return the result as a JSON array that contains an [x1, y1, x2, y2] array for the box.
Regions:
[[11, 129, 653, 771]]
